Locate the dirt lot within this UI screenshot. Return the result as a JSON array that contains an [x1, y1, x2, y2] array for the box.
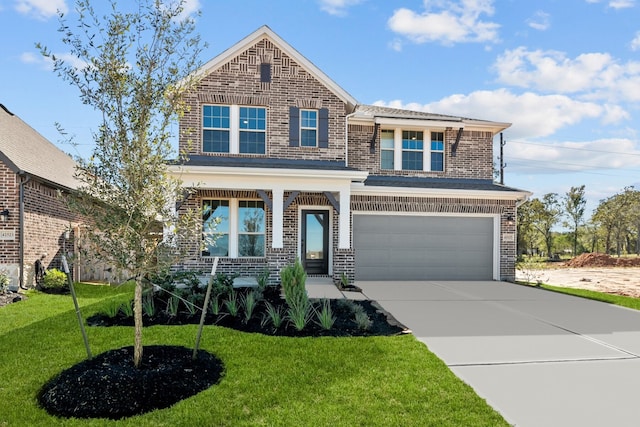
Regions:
[[516, 253, 640, 298]]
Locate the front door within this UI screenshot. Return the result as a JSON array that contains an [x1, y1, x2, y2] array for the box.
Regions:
[[301, 210, 329, 275]]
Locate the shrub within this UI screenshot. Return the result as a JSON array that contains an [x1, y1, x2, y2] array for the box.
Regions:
[[287, 298, 313, 331], [240, 291, 258, 324], [0, 271, 9, 293], [142, 294, 156, 317], [120, 300, 134, 317], [103, 300, 121, 318], [166, 296, 180, 317], [314, 299, 335, 330], [354, 310, 372, 331], [41, 268, 67, 291], [261, 301, 285, 331], [280, 259, 308, 309], [224, 291, 239, 317]]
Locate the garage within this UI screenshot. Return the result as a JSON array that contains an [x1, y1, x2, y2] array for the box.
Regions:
[[353, 215, 495, 281]]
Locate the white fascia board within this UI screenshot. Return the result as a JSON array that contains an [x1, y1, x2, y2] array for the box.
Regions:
[[463, 119, 512, 134], [351, 183, 531, 202], [168, 165, 368, 191], [374, 117, 464, 129]]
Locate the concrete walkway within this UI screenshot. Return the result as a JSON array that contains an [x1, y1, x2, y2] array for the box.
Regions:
[[357, 280, 640, 427]]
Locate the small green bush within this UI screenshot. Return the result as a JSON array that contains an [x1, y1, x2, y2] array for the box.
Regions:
[[0, 271, 9, 293], [40, 268, 67, 290]]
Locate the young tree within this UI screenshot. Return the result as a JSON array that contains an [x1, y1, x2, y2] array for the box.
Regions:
[[563, 185, 586, 257], [529, 193, 562, 259], [40, 0, 205, 367]]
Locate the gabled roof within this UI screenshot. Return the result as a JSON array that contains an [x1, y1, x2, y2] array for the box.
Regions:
[[0, 104, 79, 190], [194, 25, 358, 110], [351, 104, 511, 134]]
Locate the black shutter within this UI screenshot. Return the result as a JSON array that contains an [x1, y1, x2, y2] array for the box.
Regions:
[[260, 63, 271, 83], [318, 108, 329, 148], [289, 106, 299, 147]]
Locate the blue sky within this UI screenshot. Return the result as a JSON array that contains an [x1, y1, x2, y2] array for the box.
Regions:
[[2, 0, 640, 218]]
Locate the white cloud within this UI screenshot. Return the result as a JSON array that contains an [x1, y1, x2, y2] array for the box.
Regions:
[[493, 47, 640, 102], [505, 138, 640, 174], [318, 0, 363, 16], [631, 32, 640, 51], [14, 0, 67, 20], [609, 0, 635, 9], [388, 0, 500, 46], [20, 50, 88, 71], [373, 89, 617, 140], [526, 10, 550, 31]]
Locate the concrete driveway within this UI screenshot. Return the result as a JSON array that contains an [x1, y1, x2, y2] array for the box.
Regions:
[[358, 280, 640, 427]]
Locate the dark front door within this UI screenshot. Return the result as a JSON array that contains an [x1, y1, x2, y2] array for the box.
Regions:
[[302, 210, 329, 275]]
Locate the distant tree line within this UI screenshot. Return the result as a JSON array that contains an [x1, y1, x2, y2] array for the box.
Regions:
[[518, 186, 640, 259]]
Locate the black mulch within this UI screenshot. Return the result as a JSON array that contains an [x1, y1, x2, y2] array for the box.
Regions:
[[37, 345, 223, 420]]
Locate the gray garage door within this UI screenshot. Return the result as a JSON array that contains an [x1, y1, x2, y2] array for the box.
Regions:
[[353, 215, 494, 281]]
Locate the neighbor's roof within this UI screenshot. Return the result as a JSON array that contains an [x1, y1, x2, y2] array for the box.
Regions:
[[352, 104, 511, 134], [193, 25, 358, 110], [0, 104, 79, 190]]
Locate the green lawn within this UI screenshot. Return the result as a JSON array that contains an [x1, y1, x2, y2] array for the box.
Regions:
[[539, 283, 640, 310], [0, 284, 508, 426]]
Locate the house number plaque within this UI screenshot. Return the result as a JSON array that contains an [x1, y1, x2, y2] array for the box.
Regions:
[[0, 229, 16, 241]]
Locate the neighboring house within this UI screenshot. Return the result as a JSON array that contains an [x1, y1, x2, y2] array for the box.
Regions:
[[169, 26, 530, 283], [0, 104, 82, 288]]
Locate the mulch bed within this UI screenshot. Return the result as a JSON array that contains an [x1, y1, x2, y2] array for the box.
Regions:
[[38, 345, 223, 420]]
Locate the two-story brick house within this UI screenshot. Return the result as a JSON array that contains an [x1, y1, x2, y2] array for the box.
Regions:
[[169, 26, 530, 284]]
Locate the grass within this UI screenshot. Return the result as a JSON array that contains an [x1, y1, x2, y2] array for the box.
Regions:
[[538, 283, 640, 311], [0, 284, 508, 426]]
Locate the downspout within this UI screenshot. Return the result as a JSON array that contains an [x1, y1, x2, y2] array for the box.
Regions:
[[344, 108, 359, 167], [18, 172, 31, 289]]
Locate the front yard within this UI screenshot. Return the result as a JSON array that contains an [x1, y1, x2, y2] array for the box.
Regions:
[[0, 284, 508, 426]]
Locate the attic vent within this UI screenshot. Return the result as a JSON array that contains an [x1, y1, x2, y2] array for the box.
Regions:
[[260, 63, 271, 83]]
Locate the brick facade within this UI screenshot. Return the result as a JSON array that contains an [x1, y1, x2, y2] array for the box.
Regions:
[[172, 28, 525, 284], [0, 159, 81, 288]]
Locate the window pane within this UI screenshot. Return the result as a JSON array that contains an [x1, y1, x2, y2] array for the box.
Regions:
[[301, 129, 317, 147], [203, 130, 230, 152], [402, 131, 423, 150], [381, 130, 394, 149], [431, 152, 444, 171], [402, 151, 423, 170], [239, 132, 266, 154], [240, 107, 266, 130], [238, 200, 265, 257], [238, 201, 265, 233], [203, 105, 230, 129], [381, 150, 394, 169], [301, 110, 317, 128], [202, 200, 229, 256], [238, 235, 265, 257]]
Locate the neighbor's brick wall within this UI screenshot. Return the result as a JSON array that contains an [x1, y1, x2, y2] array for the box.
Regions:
[[22, 180, 81, 286], [351, 195, 518, 281], [0, 161, 19, 264], [180, 38, 348, 162], [348, 125, 495, 180]]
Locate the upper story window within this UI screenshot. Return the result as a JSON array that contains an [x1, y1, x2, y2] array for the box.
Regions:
[[289, 107, 329, 148], [380, 128, 445, 172], [203, 105, 266, 155], [430, 132, 444, 172], [300, 109, 318, 147], [380, 129, 395, 170], [203, 106, 230, 153], [402, 130, 424, 171]]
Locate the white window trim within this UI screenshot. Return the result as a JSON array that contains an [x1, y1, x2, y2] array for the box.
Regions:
[[203, 198, 265, 258], [300, 109, 318, 148], [203, 104, 266, 155], [383, 127, 445, 172]]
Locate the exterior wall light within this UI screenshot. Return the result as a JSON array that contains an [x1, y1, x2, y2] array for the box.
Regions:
[[0, 209, 9, 222], [505, 215, 515, 226]]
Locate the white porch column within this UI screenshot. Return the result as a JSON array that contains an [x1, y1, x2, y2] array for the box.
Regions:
[[338, 186, 351, 249], [272, 188, 284, 248]]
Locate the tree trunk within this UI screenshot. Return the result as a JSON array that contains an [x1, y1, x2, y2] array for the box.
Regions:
[[134, 279, 143, 368]]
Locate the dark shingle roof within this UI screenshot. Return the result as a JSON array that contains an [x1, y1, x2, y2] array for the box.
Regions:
[[0, 104, 79, 190], [173, 155, 358, 171], [364, 175, 525, 192], [356, 104, 465, 122]]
